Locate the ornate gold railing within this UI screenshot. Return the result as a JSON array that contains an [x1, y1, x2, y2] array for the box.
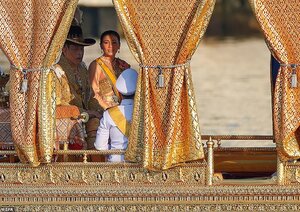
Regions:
[[0, 135, 275, 158], [0, 135, 299, 210], [202, 135, 274, 147], [203, 135, 275, 185], [0, 135, 276, 186]]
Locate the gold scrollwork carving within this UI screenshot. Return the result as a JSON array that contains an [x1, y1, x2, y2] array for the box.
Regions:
[[294, 168, 300, 183], [17, 171, 23, 184], [81, 170, 87, 183], [65, 173, 71, 182], [145, 172, 152, 183], [284, 162, 300, 185], [194, 172, 201, 182], [162, 172, 168, 181], [178, 168, 184, 182], [114, 170, 120, 183], [129, 172, 136, 181], [0, 173, 5, 182], [49, 169, 55, 184], [96, 173, 103, 182], [0, 162, 207, 186], [10, 204, 300, 211], [32, 174, 39, 182]]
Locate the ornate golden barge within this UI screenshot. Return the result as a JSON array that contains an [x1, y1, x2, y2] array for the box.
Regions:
[[1, 0, 300, 211], [1, 135, 298, 211]]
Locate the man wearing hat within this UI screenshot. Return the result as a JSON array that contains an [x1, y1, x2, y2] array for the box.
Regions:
[[55, 25, 98, 150], [55, 25, 95, 111], [94, 68, 138, 162]]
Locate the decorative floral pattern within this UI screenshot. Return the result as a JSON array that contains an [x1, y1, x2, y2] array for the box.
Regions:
[[251, 0, 300, 160], [0, 0, 78, 166], [114, 0, 216, 170]]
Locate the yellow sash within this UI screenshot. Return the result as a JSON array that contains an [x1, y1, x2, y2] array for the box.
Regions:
[[95, 58, 121, 101], [108, 107, 131, 137]]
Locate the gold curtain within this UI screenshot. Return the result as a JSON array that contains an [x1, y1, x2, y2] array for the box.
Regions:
[[114, 0, 216, 170], [0, 0, 78, 166], [250, 0, 300, 160]]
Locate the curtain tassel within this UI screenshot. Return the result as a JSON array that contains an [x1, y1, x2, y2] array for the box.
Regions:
[[291, 65, 297, 88], [280, 63, 299, 88], [21, 70, 28, 93], [158, 66, 164, 88], [139, 62, 190, 89], [11, 65, 56, 93]]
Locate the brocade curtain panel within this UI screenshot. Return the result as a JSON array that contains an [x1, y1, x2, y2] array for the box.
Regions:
[[114, 0, 216, 170], [251, 0, 300, 160], [0, 0, 78, 166]]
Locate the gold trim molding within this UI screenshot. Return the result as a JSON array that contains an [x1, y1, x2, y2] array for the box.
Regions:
[[4, 204, 300, 211], [285, 161, 300, 184], [1, 185, 300, 211], [0, 162, 207, 186]]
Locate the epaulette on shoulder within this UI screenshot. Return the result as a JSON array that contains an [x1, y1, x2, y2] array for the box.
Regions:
[[54, 65, 65, 79]]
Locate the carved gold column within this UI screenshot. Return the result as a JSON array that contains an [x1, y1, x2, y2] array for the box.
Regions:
[[206, 137, 214, 185], [277, 155, 285, 185]]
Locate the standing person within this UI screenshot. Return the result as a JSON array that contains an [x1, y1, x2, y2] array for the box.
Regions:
[[87, 30, 130, 150], [94, 68, 137, 162], [55, 25, 97, 150]]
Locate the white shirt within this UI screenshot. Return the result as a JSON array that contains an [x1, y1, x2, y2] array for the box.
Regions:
[[94, 99, 134, 162]]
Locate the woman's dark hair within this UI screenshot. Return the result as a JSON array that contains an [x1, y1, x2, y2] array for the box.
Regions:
[[100, 30, 120, 44]]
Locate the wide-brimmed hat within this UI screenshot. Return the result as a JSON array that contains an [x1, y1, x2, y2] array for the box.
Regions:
[[66, 25, 96, 46], [116, 68, 138, 96]]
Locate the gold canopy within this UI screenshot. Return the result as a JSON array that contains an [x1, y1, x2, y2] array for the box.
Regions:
[[114, 0, 216, 170], [0, 0, 78, 166], [251, 0, 300, 160]]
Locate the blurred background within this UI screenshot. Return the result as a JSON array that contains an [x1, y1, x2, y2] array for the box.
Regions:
[[79, 0, 261, 39], [0, 0, 273, 146]]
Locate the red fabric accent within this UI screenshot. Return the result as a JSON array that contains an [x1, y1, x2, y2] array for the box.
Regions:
[[56, 105, 80, 119], [68, 142, 83, 150]]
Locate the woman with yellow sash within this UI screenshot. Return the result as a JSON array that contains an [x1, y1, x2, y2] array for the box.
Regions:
[[87, 30, 130, 151]]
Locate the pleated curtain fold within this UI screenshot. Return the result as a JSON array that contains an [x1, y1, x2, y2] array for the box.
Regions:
[[114, 0, 216, 170], [0, 0, 78, 166], [251, 0, 300, 160]]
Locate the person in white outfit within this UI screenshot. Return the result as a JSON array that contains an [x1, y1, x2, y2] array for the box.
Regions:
[[94, 68, 138, 162]]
